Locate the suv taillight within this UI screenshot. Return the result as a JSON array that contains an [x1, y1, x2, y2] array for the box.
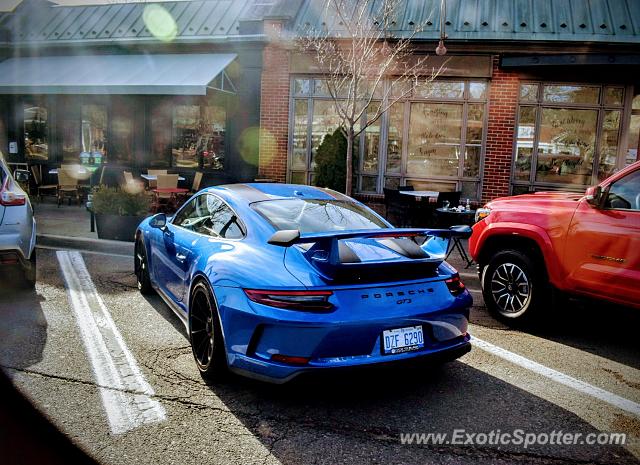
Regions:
[[244, 289, 334, 312], [445, 274, 466, 296], [0, 178, 26, 206]]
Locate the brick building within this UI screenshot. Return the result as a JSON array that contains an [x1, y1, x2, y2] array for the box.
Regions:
[[257, 0, 640, 204]]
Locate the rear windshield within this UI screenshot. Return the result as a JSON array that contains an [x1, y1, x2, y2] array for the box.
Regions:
[[252, 199, 388, 233]]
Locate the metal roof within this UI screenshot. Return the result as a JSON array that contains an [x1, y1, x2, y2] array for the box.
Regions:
[[0, 53, 237, 94], [0, 0, 275, 44], [293, 0, 640, 43]]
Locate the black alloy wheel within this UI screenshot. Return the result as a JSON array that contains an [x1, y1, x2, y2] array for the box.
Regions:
[[189, 281, 227, 381], [134, 239, 153, 295]]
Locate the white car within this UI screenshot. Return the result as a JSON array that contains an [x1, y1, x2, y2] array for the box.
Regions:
[[0, 153, 36, 287]]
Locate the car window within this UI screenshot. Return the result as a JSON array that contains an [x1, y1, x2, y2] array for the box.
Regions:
[[173, 194, 244, 239], [604, 169, 640, 211], [252, 199, 388, 233]]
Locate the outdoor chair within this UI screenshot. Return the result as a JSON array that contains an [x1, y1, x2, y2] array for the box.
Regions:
[[30, 165, 57, 202], [383, 188, 414, 227], [123, 171, 144, 193], [147, 169, 167, 190], [57, 168, 81, 207], [191, 171, 203, 194], [152, 174, 179, 213], [435, 191, 462, 209]]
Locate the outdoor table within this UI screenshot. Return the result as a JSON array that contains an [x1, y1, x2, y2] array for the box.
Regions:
[[399, 190, 439, 203], [141, 174, 186, 181], [435, 208, 476, 268]]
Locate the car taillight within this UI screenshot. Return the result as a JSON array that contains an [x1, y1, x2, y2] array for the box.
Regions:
[[270, 354, 310, 365], [244, 289, 334, 312], [0, 178, 26, 206], [0, 252, 19, 265], [445, 274, 466, 296]]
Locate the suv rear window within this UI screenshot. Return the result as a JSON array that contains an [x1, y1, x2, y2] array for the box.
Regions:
[[252, 199, 388, 233]]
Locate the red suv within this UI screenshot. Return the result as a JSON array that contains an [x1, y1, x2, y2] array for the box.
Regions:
[[470, 161, 640, 324]]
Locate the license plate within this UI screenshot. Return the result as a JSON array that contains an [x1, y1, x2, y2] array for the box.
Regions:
[[382, 326, 424, 355]]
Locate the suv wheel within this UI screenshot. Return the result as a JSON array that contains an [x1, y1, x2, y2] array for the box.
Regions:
[[189, 281, 227, 382], [481, 249, 547, 324]]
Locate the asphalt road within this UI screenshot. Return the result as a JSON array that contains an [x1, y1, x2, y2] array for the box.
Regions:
[[0, 247, 638, 465]]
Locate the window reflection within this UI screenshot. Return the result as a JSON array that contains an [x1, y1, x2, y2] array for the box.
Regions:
[[81, 104, 107, 164], [172, 104, 225, 170], [110, 97, 133, 164], [598, 110, 621, 181], [362, 103, 381, 174], [542, 85, 599, 105], [514, 106, 536, 181], [536, 108, 597, 185], [24, 102, 48, 161], [386, 103, 403, 174], [292, 99, 308, 170], [311, 100, 340, 169], [408, 103, 462, 177]]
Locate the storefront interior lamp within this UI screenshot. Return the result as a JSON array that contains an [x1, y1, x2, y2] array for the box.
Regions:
[[436, 0, 447, 56]]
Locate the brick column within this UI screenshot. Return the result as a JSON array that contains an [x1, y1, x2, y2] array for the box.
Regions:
[[258, 23, 290, 182], [482, 56, 519, 203]]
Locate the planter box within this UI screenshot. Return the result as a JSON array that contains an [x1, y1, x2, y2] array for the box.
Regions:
[[95, 214, 148, 242]]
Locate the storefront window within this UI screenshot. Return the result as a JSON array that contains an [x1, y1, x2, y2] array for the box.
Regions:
[[61, 96, 81, 162], [408, 103, 462, 177], [24, 101, 48, 161], [150, 100, 171, 168], [310, 99, 340, 170], [385, 103, 403, 175], [513, 83, 624, 192], [110, 98, 133, 165], [81, 104, 107, 164], [172, 103, 225, 170], [626, 95, 640, 166], [289, 77, 487, 198]]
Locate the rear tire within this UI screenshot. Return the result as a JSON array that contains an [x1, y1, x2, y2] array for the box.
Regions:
[[134, 238, 154, 295], [481, 249, 548, 325], [189, 281, 227, 382], [23, 249, 36, 289]]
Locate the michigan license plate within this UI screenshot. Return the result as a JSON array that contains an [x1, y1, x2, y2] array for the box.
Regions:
[[382, 326, 424, 355]]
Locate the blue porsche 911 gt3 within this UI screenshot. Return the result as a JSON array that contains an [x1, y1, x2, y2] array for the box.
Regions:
[[134, 183, 472, 383]]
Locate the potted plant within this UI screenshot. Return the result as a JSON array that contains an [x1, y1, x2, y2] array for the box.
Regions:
[[92, 186, 151, 242]]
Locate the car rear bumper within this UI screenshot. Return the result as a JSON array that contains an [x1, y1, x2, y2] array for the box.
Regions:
[[216, 283, 472, 383]]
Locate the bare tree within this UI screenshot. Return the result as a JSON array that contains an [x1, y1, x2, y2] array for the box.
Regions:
[[296, 0, 444, 196]]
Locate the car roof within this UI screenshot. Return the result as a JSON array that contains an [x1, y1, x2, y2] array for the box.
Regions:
[[204, 183, 352, 204]]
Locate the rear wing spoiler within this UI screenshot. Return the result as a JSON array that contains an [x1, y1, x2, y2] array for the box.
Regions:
[[268, 227, 472, 277]]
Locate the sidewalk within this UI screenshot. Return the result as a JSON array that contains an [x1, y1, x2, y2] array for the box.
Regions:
[[33, 200, 133, 256]]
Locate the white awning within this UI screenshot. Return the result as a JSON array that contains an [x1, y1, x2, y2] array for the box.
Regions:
[[0, 53, 237, 95]]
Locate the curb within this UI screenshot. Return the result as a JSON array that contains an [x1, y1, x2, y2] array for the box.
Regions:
[[36, 234, 133, 256]]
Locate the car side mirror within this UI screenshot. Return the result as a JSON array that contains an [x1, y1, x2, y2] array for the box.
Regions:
[[585, 185, 602, 208], [149, 213, 167, 229]]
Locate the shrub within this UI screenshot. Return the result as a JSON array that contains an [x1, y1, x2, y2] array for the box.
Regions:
[[92, 186, 150, 216], [313, 128, 357, 193]]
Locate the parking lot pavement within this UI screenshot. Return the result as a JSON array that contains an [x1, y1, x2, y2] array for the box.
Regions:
[[0, 248, 638, 465]]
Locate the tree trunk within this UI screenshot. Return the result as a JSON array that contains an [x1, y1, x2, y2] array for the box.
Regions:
[[345, 129, 354, 196]]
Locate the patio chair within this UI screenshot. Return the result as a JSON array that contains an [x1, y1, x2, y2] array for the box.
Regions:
[[57, 167, 81, 207], [152, 174, 179, 212], [435, 191, 462, 209], [383, 188, 414, 227], [191, 171, 203, 194], [147, 169, 167, 190], [30, 165, 57, 202], [123, 171, 144, 193]]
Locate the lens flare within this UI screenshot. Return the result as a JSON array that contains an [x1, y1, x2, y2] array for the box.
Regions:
[[143, 4, 177, 43]]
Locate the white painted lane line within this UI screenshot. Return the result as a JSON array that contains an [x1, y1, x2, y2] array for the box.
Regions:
[[56, 250, 165, 434], [472, 336, 640, 417]]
